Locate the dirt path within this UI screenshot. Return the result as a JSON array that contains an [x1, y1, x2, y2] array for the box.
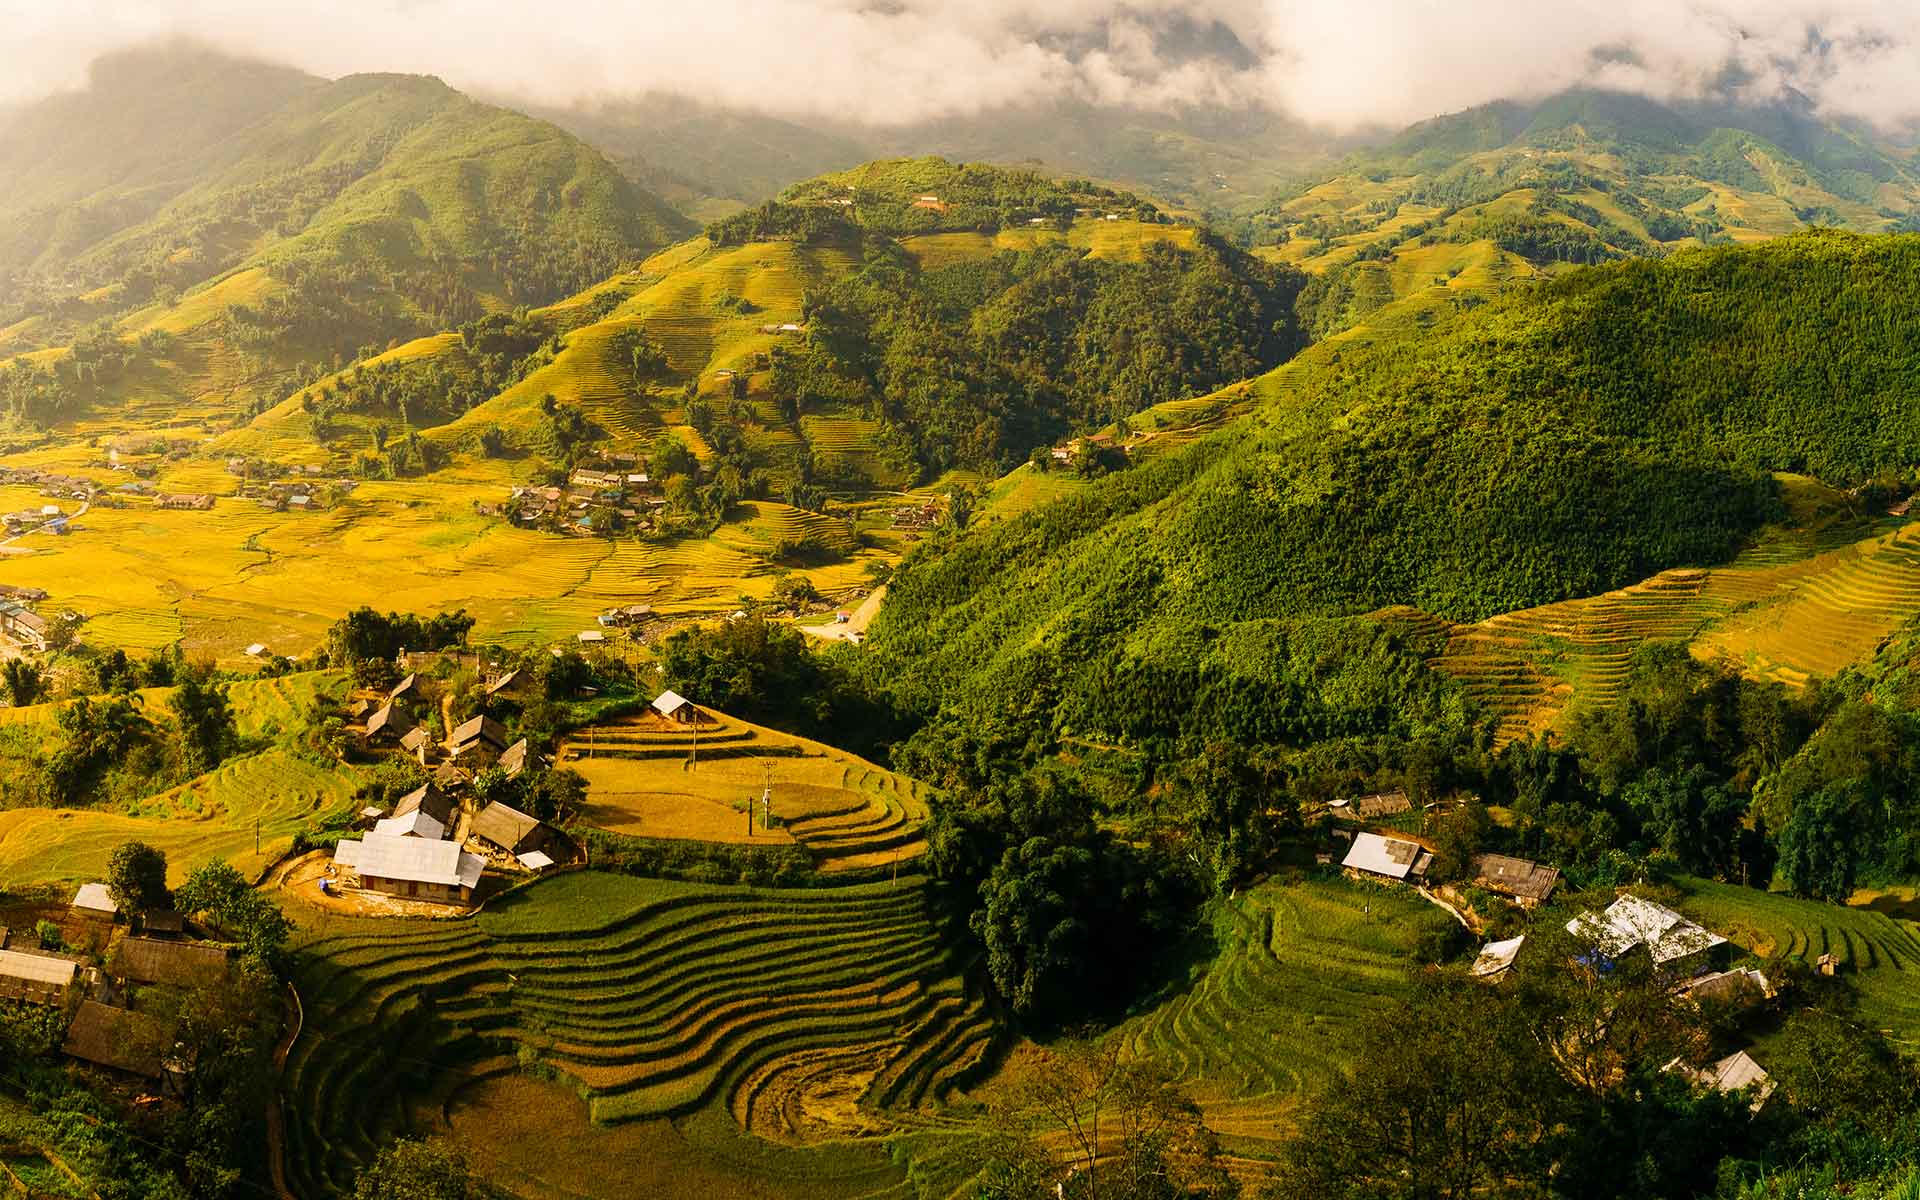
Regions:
[[799, 585, 886, 644], [266, 981, 304, 1200]]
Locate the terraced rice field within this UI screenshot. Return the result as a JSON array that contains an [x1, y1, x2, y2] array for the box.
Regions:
[[281, 873, 997, 1197], [0, 747, 360, 887], [1107, 875, 1449, 1164], [1676, 878, 1920, 1048], [561, 711, 929, 871], [1429, 516, 1920, 742]]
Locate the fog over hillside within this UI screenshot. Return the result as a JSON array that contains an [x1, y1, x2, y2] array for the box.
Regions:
[[5, 1, 1920, 133]]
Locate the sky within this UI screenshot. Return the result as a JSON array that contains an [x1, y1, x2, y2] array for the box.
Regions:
[[4, 0, 1920, 131]]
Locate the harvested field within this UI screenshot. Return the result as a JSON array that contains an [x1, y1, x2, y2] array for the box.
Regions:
[[560, 711, 929, 871]]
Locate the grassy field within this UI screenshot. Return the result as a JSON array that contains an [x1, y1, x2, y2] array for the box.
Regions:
[[560, 710, 929, 871], [1106, 874, 1451, 1167], [280, 872, 996, 1198]]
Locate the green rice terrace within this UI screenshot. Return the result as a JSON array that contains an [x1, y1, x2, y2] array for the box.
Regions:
[[1107, 875, 1453, 1166], [1676, 877, 1920, 1051], [280, 872, 998, 1198]]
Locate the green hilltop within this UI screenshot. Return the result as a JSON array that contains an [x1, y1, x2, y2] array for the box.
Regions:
[[1249, 88, 1920, 339]]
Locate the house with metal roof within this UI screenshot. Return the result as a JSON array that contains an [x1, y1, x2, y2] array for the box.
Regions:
[[1667, 1050, 1775, 1112], [1471, 936, 1526, 979], [334, 834, 487, 905], [1566, 895, 1728, 969], [0, 948, 79, 1005], [651, 690, 701, 723], [1340, 831, 1432, 881], [372, 806, 447, 841], [71, 882, 118, 920]]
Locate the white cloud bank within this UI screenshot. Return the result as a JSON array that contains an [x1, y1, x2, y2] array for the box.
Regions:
[[3, 0, 1920, 131]]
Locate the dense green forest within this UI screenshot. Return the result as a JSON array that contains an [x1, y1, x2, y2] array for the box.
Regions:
[[766, 229, 1307, 474]]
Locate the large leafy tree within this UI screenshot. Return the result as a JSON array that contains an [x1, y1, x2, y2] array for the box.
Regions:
[[106, 840, 170, 916]]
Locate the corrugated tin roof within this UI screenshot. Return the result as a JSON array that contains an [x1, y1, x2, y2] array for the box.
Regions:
[[1341, 832, 1430, 879], [651, 690, 690, 715], [1567, 895, 1727, 964], [1471, 936, 1526, 978], [0, 948, 77, 986], [72, 882, 117, 914], [517, 850, 555, 870], [373, 808, 446, 841], [340, 834, 486, 890]]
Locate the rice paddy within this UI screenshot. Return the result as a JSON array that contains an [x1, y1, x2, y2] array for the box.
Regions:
[[1105, 874, 1450, 1165], [1429, 508, 1920, 742], [560, 711, 929, 871], [280, 872, 996, 1197]]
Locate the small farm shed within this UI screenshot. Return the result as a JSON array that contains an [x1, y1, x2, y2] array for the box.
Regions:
[[471, 801, 548, 857]]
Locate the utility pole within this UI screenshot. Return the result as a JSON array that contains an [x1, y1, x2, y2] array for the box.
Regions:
[[255, 819, 260, 856], [761, 761, 772, 831], [689, 711, 697, 770]]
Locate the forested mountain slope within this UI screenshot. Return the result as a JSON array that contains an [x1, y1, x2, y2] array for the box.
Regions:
[[866, 230, 1920, 746], [223, 158, 1304, 492], [0, 45, 691, 427]]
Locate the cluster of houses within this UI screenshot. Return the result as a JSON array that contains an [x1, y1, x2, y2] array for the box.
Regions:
[[221, 457, 350, 512], [0, 885, 236, 1087], [500, 456, 668, 534], [330, 653, 567, 906], [0, 466, 97, 501], [332, 778, 557, 906], [890, 500, 943, 531], [1044, 431, 1125, 468], [3, 504, 73, 536], [597, 604, 656, 629], [1331, 793, 1778, 1108]]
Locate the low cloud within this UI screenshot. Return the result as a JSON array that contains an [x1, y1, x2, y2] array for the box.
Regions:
[[5, 1, 1920, 131]]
